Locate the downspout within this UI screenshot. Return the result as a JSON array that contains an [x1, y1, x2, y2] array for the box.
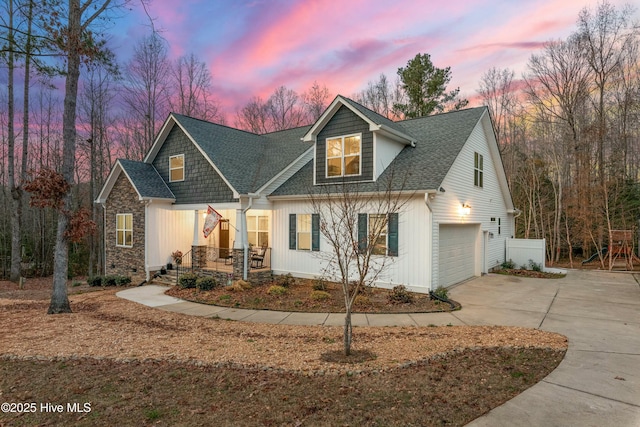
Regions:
[[424, 192, 435, 291], [242, 195, 255, 281], [101, 203, 106, 275], [143, 199, 151, 282]]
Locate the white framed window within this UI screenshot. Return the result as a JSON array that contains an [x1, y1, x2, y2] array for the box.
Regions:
[[326, 134, 361, 177], [116, 213, 133, 247], [474, 152, 483, 188], [169, 154, 185, 182], [247, 215, 269, 247], [297, 214, 311, 250]]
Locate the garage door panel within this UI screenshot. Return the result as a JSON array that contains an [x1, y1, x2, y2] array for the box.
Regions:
[[439, 224, 477, 287]]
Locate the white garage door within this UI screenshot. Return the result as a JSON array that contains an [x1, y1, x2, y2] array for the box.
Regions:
[[438, 224, 478, 287]]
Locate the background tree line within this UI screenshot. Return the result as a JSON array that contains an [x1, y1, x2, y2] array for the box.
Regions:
[[0, 0, 638, 286], [478, 1, 640, 268]]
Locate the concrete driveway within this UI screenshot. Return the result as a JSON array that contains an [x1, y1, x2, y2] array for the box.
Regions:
[[453, 270, 640, 427], [118, 269, 640, 426]]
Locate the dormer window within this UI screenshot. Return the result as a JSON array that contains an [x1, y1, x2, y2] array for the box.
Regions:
[[326, 134, 361, 177], [169, 154, 184, 182]]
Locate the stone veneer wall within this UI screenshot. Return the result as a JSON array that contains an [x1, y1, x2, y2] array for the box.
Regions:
[[105, 174, 146, 282]]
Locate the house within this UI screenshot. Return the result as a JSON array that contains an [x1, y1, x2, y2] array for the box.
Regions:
[[96, 95, 516, 292]]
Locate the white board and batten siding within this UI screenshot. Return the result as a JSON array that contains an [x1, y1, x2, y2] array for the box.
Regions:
[[271, 195, 432, 292], [430, 117, 513, 288], [146, 203, 194, 271]]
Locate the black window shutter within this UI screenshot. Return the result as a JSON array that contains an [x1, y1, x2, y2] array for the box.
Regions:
[[358, 213, 368, 252], [388, 212, 399, 256], [289, 214, 296, 250], [311, 214, 320, 251]]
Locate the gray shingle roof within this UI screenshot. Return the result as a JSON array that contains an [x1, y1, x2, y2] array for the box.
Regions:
[[170, 114, 313, 194], [339, 96, 410, 139], [270, 106, 487, 196], [119, 159, 175, 200]]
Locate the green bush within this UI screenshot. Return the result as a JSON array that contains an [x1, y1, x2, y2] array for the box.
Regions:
[[529, 260, 543, 272], [103, 275, 118, 286], [116, 276, 131, 286], [501, 259, 516, 269], [312, 277, 328, 291], [274, 273, 295, 288], [196, 276, 218, 291], [178, 272, 198, 289], [388, 285, 414, 304], [310, 290, 331, 301], [267, 285, 288, 296], [88, 276, 102, 287], [433, 285, 449, 300]]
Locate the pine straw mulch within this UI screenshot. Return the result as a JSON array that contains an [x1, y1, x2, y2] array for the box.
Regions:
[[0, 278, 567, 426]]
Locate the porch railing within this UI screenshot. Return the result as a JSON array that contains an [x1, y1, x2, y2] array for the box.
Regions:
[[175, 246, 271, 284]]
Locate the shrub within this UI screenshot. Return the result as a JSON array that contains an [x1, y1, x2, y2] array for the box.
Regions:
[[178, 273, 198, 289], [267, 285, 288, 296], [102, 275, 118, 287], [312, 277, 328, 291], [348, 280, 368, 295], [501, 259, 516, 269], [388, 285, 414, 304], [274, 273, 295, 288], [354, 294, 370, 306], [88, 276, 102, 287], [116, 275, 131, 286], [234, 279, 252, 290], [529, 260, 543, 272], [433, 286, 449, 300], [229, 282, 245, 292], [310, 290, 331, 301], [196, 276, 218, 291]]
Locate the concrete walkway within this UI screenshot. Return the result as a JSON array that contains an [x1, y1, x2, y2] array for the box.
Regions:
[[117, 270, 640, 427]]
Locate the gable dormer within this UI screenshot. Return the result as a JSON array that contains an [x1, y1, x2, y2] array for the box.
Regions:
[[303, 96, 415, 185]]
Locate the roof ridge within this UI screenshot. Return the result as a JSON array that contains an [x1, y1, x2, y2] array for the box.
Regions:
[[171, 112, 263, 138], [396, 106, 487, 124]]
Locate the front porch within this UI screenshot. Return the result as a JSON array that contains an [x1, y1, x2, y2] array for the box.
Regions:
[[175, 245, 273, 286]]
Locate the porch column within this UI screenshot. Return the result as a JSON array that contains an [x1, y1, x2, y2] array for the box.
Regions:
[[192, 210, 207, 268], [232, 208, 248, 279]]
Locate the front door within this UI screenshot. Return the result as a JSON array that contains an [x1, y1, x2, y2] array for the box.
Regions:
[[219, 219, 230, 258]]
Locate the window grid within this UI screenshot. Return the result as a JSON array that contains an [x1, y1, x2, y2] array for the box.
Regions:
[[297, 214, 311, 250], [169, 154, 185, 182], [326, 134, 361, 178], [474, 152, 484, 187], [369, 214, 388, 256], [116, 213, 133, 248]]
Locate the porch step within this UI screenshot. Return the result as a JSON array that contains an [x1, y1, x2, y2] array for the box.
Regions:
[[151, 270, 177, 286]]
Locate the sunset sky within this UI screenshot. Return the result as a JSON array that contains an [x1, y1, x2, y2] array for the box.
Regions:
[[108, 0, 635, 119]]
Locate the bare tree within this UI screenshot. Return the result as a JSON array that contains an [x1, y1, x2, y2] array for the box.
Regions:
[[235, 86, 308, 133], [267, 86, 306, 131], [308, 171, 409, 356], [302, 81, 330, 123], [235, 96, 270, 134], [577, 0, 636, 186], [121, 32, 170, 158], [169, 53, 222, 122], [478, 67, 517, 149], [79, 65, 116, 276], [354, 73, 404, 120]]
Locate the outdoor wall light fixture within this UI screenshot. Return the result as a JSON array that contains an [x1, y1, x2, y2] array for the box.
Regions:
[[461, 204, 471, 216]]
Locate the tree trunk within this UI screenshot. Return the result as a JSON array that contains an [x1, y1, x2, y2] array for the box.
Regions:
[[7, 0, 21, 283], [49, 0, 82, 314], [343, 309, 352, 356]]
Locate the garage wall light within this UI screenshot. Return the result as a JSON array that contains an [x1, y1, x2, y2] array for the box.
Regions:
[[460, 204, 471, 216]]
